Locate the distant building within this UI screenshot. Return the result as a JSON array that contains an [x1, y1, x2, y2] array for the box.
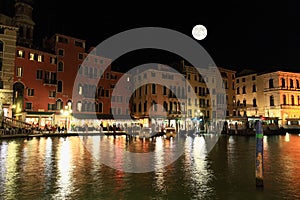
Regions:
[[130, 64, 186, 131], [235, 70, 300, 126]]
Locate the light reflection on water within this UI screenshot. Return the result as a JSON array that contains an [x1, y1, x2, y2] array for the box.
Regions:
[[0, 134, 299, 199]]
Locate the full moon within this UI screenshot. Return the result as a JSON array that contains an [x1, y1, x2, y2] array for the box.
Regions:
[[192, 25, 207, 40]]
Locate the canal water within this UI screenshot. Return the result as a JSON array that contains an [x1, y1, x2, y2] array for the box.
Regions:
[[0, 133, 299, 200]]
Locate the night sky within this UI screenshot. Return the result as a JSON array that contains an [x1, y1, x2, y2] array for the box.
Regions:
[[1, 0, 296, 73]]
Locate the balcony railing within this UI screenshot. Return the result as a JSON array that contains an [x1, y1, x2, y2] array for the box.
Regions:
[[280, 104, 300, 109], [43, 79, 57, 85]]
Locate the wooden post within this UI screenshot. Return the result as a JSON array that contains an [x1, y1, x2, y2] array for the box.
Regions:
[[255, 120, 264, 187]]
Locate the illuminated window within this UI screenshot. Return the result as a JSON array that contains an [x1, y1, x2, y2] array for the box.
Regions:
[[78, 85, 82, 95], [17, 50, 25, 58], [77, 101, 82, 112], [37, 55, 43, 62], [16, 66, 23, 77], [29, 52, 34, 60]]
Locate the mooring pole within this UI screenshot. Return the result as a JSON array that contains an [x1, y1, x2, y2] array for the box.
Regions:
[[255, 120, 264, 187]]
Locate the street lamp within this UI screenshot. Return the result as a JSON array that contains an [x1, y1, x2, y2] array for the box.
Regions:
[[60, 105, 72, 133]]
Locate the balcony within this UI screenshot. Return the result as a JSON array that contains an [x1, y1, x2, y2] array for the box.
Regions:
[[43, 79, 57, 85], [280, 104, 300, 109]]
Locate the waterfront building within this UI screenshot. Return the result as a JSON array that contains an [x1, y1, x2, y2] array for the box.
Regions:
[[0, 0, 132, 131], [0, 12, 18, 119], [235, 70, 300, 126], [130, 64, 186, 131], [182, 64, 236, 131]]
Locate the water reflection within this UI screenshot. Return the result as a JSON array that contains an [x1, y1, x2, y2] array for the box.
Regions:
[[53, 138, 73, 199], [3, 141, 18, 199], [0, 135, 300, 199]]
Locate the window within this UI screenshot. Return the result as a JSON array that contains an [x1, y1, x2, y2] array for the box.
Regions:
[[152, 84, 156, 94], [253, 98, 257, 107], [270, 95, 274, 106], [283, 95, 287, 105], [291, 95, 295, 105], [145, 84, 148, 94], [290, 79, 294, 88], [236, 87, 240, 94], [297, 80, 300, 88], [37, 55, 43, 62], [242, 78, 245, 82], [243, 99, 246, 106], [48, 103, 56, 111], [78, 53, 83, 60], [17, 50, 25, 58], [58, 36, 68, 43], [29, 52, 34, 60], [50, 57, 57, 64], [269, 79, 274, 88], [144, 101, 147, 112], [25, 102, 32, 110], [98, 102, 103, 113], [57, 81, 62, 92], [252, 76, 256, 80], [56, 99, 63, 110], [243, 86, 246, 94], [16, 67, 23, 77], [163, 101, 168, 112], [252, 84, 256, 92], [36, 70, 43, 79], [58, 61, 64, 71], [58, 49, 64, 56], [281, 78, 285, 87], [27, 88, 34, 96], [236, 79, 239, 83], [49, 90, 56, 98], [75, 40, 84, 47], [76, 101, 82, 111]]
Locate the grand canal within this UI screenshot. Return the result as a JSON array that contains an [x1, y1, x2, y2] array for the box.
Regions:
[[0, 133, 300, 200]]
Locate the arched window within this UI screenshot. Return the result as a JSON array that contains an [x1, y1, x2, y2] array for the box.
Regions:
[[283, 95, 287, 105], [253, 98, 257, 107], [67, 100, 72, 110], [78, 84, 82, 95], [163, 101, 168, 112], [76, 101, 82, 112], [242, 86, 246, 94], [243, 99, 246, 106], [290, 79, 294, 88], [56, 99, 63, 110], [58, 61, 64, 71]]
